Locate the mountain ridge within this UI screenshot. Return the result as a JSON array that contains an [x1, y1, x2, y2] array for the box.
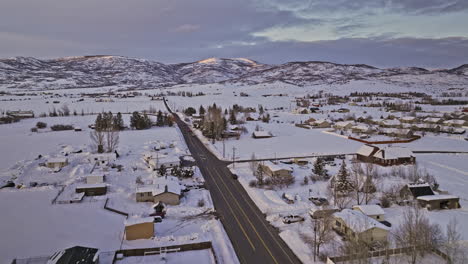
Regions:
[[0, 56, 467, 90]]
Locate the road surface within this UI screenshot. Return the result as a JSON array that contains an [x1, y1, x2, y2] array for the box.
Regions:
[[164, 99, 302, 264]]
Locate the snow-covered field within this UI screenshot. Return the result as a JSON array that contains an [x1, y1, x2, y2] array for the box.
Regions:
[[0, 188, 125, 263]]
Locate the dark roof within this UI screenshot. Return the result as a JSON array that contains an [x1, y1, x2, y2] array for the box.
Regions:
[[408, 186, 434, 198], [49, 246, 98, 264]]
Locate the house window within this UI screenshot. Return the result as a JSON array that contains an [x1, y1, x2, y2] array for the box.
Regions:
[[376, 216, 380, 220]]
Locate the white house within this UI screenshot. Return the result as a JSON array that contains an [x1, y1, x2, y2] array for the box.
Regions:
[[89, 153, 117, 166]]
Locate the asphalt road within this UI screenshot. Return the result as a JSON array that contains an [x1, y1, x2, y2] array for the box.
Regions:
[[164, 99, 302, 264]]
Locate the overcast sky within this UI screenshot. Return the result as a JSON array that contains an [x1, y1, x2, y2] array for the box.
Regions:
[[1, 0, 467, 68]]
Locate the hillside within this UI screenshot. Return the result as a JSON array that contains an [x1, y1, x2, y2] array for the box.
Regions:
[[0, 56, 467, 90]]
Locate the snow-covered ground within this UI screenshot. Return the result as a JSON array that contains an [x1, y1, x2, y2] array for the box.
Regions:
[[0, 188, 125, 263], [115, 248, 216, 264]]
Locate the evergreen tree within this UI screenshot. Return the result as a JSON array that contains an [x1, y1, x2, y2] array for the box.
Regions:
[[130, 111, 140, 129], [113, 112, 124, 130], [199, 105, 206, 115], [335, 161, 353, 192], [229, 111, 237, 125], [156, 110, 164, 126], [312, 158, 328, 178]]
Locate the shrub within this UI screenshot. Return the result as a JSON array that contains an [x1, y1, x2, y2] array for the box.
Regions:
[[36, 122, 47, 129], [50, 124, 74, 131], [249, 179, 258, 187], [197, 198, 205, 207], [380, 195, 391, 208]]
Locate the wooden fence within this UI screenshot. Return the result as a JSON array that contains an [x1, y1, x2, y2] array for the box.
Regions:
[[328, 246, 451, 263], [348, 135, 421, 145]]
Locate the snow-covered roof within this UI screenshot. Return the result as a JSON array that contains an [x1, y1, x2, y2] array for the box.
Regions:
[[382, 119, 401, 126], [401, 116, 417, 121], [356, 145, 377, 156], [314, 119, 330, 125], [417, 194, 459, 201], [253, 131, 272, 137], [424, 117, 442, 123], [136, 176, 182, 196], [76, 183, 107, 189], [334, 209, 390, 233], [373, 146, 413, 160], [263, 161, 292, 172], [47, 157, 68, 163], [351, 124, 371, 131], [352, 205, 385, 216], [335, 121, 354, 128], [90, 153, 117, 161], [125, 217, 154, 226], [443, 119, 466, 125]]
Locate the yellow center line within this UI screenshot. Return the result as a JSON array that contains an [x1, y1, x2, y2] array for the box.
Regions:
[[207, 168, 257, 251], [228, 172, 299, 263], [213, 168, 280, 264]]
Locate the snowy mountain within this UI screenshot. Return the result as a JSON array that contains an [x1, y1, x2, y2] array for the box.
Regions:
[[0, 56, 467, 90]]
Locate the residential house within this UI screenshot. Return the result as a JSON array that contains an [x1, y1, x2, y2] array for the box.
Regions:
[[89, 153, 117, 166], [380, 119, 402, 128], [351, 124, 374, 134], [294, 107, 309, 114], [417, 195, 461, 210], [334, 121, 355, 130], [424, 117, 443, 124], [313, 119, 332, 128], [356, 145, 415, 166], [6, 110, 34, 119], [352, 205, 385, 221], [75, 184, 107, 196], [148, 155, 180, 170], [333, 209, 390, 245], [443, 119, 467, 128], [15, 246, 100, 264], [400, 116, 418, 123], [125, 217, 155, 240], [136, 176, 182, 205], [86, 174, 105, 184], [400, 183, 435, 200], [46, 157, 68, 169], [252, 130, 273, 139], [338, 108, 350, 113], [261, 161, 293, 178]]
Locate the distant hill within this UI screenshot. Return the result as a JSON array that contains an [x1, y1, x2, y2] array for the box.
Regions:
[[1, 56, 467, 90]]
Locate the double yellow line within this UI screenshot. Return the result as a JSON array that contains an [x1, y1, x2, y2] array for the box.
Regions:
[[211, 168, 280, 264]]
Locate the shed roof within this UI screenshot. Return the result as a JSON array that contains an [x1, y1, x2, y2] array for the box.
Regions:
[[417, 194, 459, 201]]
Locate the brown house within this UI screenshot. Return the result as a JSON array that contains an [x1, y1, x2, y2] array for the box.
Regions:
[[75, 184, 107, 196], [356, 145, 415, 166], [125, 217, 155, 240], [261, 161, 293, 178]]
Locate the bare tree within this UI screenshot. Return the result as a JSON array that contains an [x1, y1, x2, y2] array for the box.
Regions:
[[90, 130, 105, 153], [105, 129, 119, 153], [351, 161, 365, 205], [393, 205, 443, 264], [312, 215, 334, 261], [249, 153, 258, 173], [443, 218, 466, 264]]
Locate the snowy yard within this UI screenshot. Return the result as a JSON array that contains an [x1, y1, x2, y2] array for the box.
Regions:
[[0, 188, 125, 263]]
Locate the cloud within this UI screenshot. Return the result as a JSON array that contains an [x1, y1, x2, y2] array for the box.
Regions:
[[0, 0, 466, 68]]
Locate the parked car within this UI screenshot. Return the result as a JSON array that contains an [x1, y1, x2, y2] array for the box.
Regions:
[[232, 174, 238, 180], [309, 197, 329, 206], [282, 215, 305, 224]]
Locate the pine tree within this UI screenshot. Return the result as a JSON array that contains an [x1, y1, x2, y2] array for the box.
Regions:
[[199, 105, 206, 115], [113, 112, 124, 130], [313, 158, 328, 178], [156, 110, 164, 126], [335, 161, 353, 192], [229, 111, 237, 125]]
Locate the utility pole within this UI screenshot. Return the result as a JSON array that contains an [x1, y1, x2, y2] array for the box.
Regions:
[[314, 219, 317, 261], [232, 147, 236, 168], [222, 138, 225, 159]]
